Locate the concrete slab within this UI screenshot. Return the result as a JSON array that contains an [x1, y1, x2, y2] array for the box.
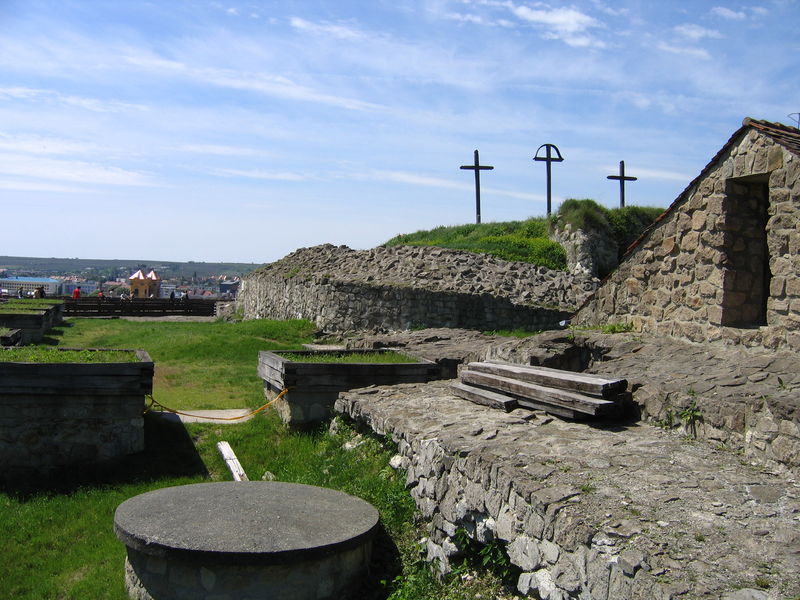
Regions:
[[154, 408, 255, 424], [114, 482, 380, 599]]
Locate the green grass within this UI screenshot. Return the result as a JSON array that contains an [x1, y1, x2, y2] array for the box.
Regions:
[[46, 317, 317, 410], [0, 317, 518, 600], [277, 350, 419, 363], [0, 305, 48, 314], [0, 347, 140, 363], [384, 218, 567, 270]]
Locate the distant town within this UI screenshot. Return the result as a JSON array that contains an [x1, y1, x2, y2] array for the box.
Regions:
[[0, 255, 263, 300]]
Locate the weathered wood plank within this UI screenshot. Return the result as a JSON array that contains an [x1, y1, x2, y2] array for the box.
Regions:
[[216, 441, 249, 481], [450, 381, 518, 412], [471, 361, 627, 398], [460, 370, 617, 416]]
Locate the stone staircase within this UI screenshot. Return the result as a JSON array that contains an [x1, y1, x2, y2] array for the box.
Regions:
[[451, 361, 629, 419]]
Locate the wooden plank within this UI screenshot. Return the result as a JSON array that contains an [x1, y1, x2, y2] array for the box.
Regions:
[[216, 441, 249, 481], [514, 397, 579, 419], [450, 381, 518, 412], [470, 362, 627, 398], [460, 370, 618, 416]]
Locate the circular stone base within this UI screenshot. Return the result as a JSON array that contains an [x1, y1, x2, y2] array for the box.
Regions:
[[114, 482, 380, 600]]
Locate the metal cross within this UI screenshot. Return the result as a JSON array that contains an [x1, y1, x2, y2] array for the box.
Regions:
[[607, 160, 637, 208], [460, 149, 494, 224], [533, 143, 564, 217]]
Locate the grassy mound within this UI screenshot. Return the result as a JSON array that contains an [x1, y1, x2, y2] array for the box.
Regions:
[[384, 218, 567, 270], [552, 199, 664, 257]]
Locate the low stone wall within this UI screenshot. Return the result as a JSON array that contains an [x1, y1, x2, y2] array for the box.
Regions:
[[0, 351, 153, 482], [239, 245, 595, 333], [0, 393, 146, 481], [335, 381, 800, 599]]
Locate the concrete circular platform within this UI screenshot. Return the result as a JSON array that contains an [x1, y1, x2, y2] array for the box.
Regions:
[[114, 481, 380, 600]]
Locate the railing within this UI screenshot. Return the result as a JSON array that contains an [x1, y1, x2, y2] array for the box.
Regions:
[[63, 298, 218, 317]]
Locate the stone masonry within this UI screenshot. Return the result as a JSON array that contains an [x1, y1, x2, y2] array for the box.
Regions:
[[336, 381, 799, 600], [575, 119, 800, 352], [239, 244, 596, 333]]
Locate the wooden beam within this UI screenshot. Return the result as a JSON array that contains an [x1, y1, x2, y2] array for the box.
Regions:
[[470, 361, 627, 398], [460, 370, 618, 416]]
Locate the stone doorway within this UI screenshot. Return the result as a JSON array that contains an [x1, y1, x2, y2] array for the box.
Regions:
[[720, 176, 771, 327]]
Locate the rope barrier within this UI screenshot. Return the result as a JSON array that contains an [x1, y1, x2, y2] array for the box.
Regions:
[[143, 388, 290, 421]]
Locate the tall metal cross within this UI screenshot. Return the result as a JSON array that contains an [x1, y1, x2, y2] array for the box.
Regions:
[[533, 143, 564, 217], [607, 160, 637, 208], [460, 149, 494, 224]]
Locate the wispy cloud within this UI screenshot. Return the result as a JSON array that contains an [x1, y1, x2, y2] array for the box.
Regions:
[[210, 168, 310, 181], [657, 42, 711, 60], [711, 6, 747, 20], [0, 86, 146, 113], [0, 133, 101, 156], [356, 169, 541, 201], [0, 153, 156, 186], [674, 24, 722, 40], [0, 179, 90, 193], [632, 167, 694, 182], [289, 17, 366, 40], [177, 144, 276, 158]]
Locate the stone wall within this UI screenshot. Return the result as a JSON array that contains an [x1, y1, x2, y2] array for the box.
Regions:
[[551, 223, 618, 279], [239, 245, 596, 333], [0, 393, 145, 482], [336, 380, 800, 599], [575, 126, 800, 351]]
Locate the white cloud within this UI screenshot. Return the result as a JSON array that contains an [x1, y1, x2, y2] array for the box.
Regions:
[[178, 144, 275, 157], [508, 4, 606, 47], [289, 17, 365, 40], [355, 169, 541, 201], [0, 133, 101, 156], [674, 24, 722, 40], [0, 86, 146, 113], [444, 12, 486, 24], [0, 179, 90, 193], [210, 168, 310, 181], [0, 153, 156, 186], [633, 167, 693, 182], [657, 42, 711, 60], [711, 6, 747, 20]]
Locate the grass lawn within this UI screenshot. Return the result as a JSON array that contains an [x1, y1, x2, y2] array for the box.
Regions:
[[47, 317, 317, 410], [1, 317, 518, 600]]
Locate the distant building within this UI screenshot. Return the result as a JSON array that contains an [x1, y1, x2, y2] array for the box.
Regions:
[[219, 280, 240, 297], [129, 269, 162, 299], [0, 276, 59, 296], [62, 281, 99, 296]]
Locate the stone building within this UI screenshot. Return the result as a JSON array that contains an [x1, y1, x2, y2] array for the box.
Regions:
[[575, 118, 800, 351]]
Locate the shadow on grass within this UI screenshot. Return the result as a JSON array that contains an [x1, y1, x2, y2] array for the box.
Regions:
[[2, 413, 208, 498], [348, 523, 404, 600]]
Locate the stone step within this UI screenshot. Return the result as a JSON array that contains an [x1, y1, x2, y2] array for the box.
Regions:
[[460, 369, 619, 417]]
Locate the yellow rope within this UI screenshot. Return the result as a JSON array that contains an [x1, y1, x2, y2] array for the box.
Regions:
[[143, 388, 290, 421]]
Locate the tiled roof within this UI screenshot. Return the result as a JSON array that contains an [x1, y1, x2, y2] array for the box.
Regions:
[[745, 117, 800, 157], [129, 269, 146, 280]]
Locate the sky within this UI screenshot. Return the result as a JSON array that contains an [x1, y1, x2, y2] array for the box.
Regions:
[[0, 1, 797, 264]]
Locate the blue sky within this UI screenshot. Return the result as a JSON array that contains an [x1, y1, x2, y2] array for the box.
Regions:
[[1, 1, 797, 263]]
